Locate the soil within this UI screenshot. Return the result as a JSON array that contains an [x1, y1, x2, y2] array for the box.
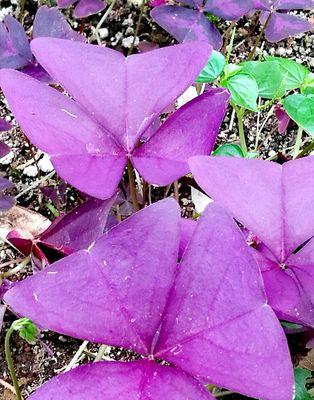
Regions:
[[0, 0, 313, 398]]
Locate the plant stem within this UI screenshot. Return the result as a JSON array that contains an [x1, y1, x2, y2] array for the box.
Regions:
[[127, 0, 147, 56], [95, 0, 117, 45], [127, 160, 140, 211], [248, 12, 271, 61], [226, 26, 236, 64], [296, 139, 314, 158], [173, 181, 179, 203], [19, 0, 26, 22], [65, 341, 89, 372], [235, 107, 248, 155], [95, 344, 109, 361], [5, 326, 23, 400], [1, 256, 30, 279], [293, 126, 303, 159]]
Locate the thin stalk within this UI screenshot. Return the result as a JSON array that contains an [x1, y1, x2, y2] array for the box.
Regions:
[[95, 0, 117, 45], [65, 341, 89, 372], [226, 26, 236, 64], [255, 105, 275, 151], [5, 326, 23, 400], [95, 345, 109, 361], [222, 21, 237, 55], [127, 0, 147, 56], [173, 181, 179, 203], [248, 12, 272, 60], [19, 0, 26, 22], [1, 256, 30, 279], [293, 126, 303, 159], [235, 107, 248, 155], [296, 139, 314, 158], [127, 160, 140, 211]]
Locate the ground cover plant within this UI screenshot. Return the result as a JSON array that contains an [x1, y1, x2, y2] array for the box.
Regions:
[[0, 0, 313, 399]]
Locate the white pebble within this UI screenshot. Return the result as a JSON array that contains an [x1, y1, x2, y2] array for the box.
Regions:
[[0, 151, 14, 165], [122, 36, 139, 49], [38, 154, 54, 173], [23, 165, 38, 177], [98, 28, 108, 39], [177, 86, 198, 108]]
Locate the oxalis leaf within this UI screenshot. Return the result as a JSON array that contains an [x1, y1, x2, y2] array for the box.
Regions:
[[213, 144, 259, 158], [294, 368, 311, 400], [189, 156, 314, 327], [241, 61, 286, 99], [4, 199, 294, 400], [0, 39, 230, 200], [222, 72, 259, 112], [265, 56, 309, 91], [283, 94, 314, 136], [301, 73, 314, 95], [12, 318, 38, 345], [213, 143, 244, 157], [196, 50, 225, 83]]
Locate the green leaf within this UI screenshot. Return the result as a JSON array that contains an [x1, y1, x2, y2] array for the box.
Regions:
[[301, 72, 314, 95], [223, 72, 259, 112], [12, 318, 38, 345], [223, 63, 242, 79], [265, 56, 309, 91], [213, 143, 244, 157], [283, 94, 314, 136], [196, 51, 226, 83], [294, 368, 311, 400], [241, 61, 286, 99]]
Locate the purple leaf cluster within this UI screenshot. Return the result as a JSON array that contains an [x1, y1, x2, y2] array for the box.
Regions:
[[254, 0, 314, 42], [7, 196, 114, 267], [0, 39, 230, 200], [151, 0, 256, 49], [57, 0, 106, 19], [190, 156, 314, 327], [0, 6, 84, 80], [4, 199, 294, 400]]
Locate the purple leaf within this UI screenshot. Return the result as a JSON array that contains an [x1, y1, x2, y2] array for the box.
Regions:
[[0, 117, 12, 132], [265, 12, 312, 42], [274, 104, 290, 135], [4, 200, 293, 400], [0, 69, 127, 200], [276, 0, 314, 10], [22, 63, 53, 83], [73, 0, 106, 18], [28, 360, 213, 400], [132, 88, 230, 185], [0, 304, 5, 332], [40, 196, 115, 253], [180, 0, 204, 8], [189, 156, 314, 326], [204, 0, 256, 20], [33, 6, 85, 42], [0, 141, 10, 158], [58, 0, 77, 8], [8, 197, 115, 266], [57, 0, 105, 18], [0, 39, 213, 198], [5, 199, 181, 352], [151, 6, 222, 49], [0, 16, 32, 69]]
